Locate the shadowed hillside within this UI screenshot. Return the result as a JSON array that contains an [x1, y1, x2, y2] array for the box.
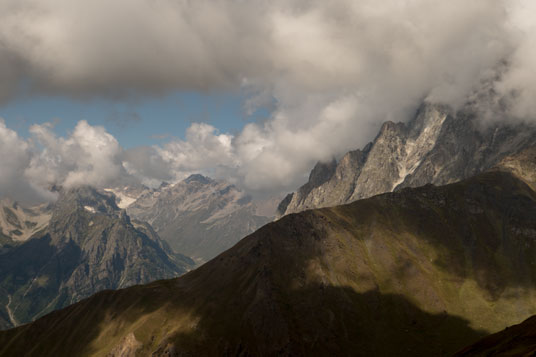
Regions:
[[456, 315, 536, 356], [1, 167, 536, 356]]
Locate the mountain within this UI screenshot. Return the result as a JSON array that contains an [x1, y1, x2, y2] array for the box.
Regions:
[[104, 185, 152, 209], [0, 186, 193, 330], [496, 145, 536, 192], [278, 102, 536, 216], [0, 199, 51, 251], [455, 315, 536, 356], [126, 174, 271, 263], [2, 150, 535, 356]]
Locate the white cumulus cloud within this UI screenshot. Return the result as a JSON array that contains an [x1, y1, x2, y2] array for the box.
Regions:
[[1, 0, 536, 200]]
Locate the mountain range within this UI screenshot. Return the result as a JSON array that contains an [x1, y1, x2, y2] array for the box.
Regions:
[[2, 146, 535, 356], [278, 102, 536, 216], [123, 174, 270, 263], [0, 186, 193, 330], [0, 173, 273, 330]]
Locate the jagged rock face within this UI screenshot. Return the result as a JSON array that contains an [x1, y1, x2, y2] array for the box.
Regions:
[[0, 186, 193, 330], [279, 103, 536, 216], [0, 199, 51, 248], [2, 165, 536, 356], [495, 145, 536, 191], [127, 174, 270, 262], [104, 185, 152, 209]]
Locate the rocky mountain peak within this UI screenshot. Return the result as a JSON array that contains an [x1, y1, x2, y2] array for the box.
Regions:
[[495, 145, 536, 191], [0, 199, 52, 245], [278, 101, 536, 217], [0, 183, 193, 330], [54, 185, 119, 216], [158, 181, 170, 189], [48, 186, 125, 246], [307, 159, 337, 189], [406, 102, 450, 139], [184, 174, 213, 185], [3, 161, 536, 356], [127, 174, 270, 262]]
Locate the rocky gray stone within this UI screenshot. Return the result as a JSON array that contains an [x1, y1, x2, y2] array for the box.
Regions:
[[127, 175, 271, 263], [279, 102, 536, 216], [0, 186, 193, 330]]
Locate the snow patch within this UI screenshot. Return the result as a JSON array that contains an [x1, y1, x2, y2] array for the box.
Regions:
[[84, 206, 96, 213], [104, 188, 140, 209], [392, 110, 447, 191], [0, 200, 51, 242]]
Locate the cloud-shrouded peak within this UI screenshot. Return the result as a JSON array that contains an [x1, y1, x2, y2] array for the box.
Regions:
[[156, 123, 236, 175], [0, 120, 127, 203], [0, 120, 35, 201], [2, 1, 536, 201], [27, 120, 124, 189]]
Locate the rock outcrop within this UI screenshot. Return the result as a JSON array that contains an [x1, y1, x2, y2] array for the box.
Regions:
[[0, 186, 193, 330], [127, 174, 270, 263], [278, 103, 536, 216]]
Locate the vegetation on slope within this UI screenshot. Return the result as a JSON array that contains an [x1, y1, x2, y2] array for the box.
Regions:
[[1, 169, 535, 356]]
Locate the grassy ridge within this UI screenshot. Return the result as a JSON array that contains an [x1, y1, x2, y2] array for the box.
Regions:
[[1, 170, 535, 356]]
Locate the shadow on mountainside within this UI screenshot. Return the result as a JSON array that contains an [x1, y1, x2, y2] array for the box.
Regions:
[[322, 171, 536, 296], [1, 170, 535, 356], [162, 286, 488, 357], [455, 315, 536, 356], [0, 210, 492, 356], [0, 234, 81, 329], [0, 280, 487, 357]]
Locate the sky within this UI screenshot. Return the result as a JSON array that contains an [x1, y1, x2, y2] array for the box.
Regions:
[[0, 91, 264, 148], [1, 0, 536, 203]]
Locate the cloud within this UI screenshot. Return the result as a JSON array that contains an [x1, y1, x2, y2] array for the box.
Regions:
[[155, 123, 237, 175], [0, 119, 41, 202], [0, 0, 518, 103], [493, 1, 536, 119], [1, 0, 536, 199], [0, 119, 154, 202], [26, 120, 126, 190], [121, 146, 174, 187]]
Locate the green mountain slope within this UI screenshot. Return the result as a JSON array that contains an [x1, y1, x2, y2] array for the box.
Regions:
[[1, 167, 535, 356]]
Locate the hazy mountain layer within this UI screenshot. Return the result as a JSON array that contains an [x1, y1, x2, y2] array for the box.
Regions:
[[0, 186, 193, 330], [2, 155, 536, 355], [127, 174, 270, 262], [278, 103, 536, 216]]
